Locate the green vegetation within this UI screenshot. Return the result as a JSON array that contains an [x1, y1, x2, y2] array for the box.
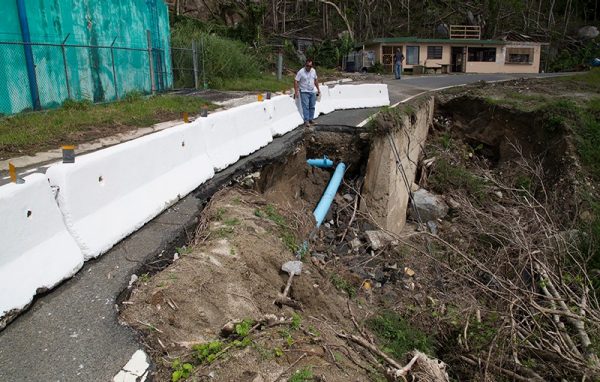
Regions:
[[171, 359, 194, 382], [291, 313, 302, 330], [176, 246, 192, 255], [429, 158, 486, 200], [367, 311, 434, 359], [215, 75, 292, 92], [255, 204, 300, 254], [0, 94, 214, 157], [330, 274, 357, 298], [289, 367, 314, 382], [139, 273, 150, 283], [235, 319, 254, 337], [193, 340, 224, 364], [170, 18, 291, 91]]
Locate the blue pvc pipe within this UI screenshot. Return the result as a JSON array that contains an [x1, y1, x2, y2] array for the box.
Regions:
[[313, 162, 346, 227], [307, 157, 334, 168], [16, 0, 41, 110]]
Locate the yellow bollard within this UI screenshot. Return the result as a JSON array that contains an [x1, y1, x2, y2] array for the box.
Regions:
[[183, 112, 190, 123], [8, 162, 16, 183], [257, 93, 264, 102]]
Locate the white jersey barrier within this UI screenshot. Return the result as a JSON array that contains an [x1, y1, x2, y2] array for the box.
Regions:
[[267, 95, 304, 136], [234, 101, 273, 156], [316, 86, 335, 115], [0, 83, 391, 323], [201, 107, 243, 171], [46, 123, 214, 259], [328, 83, 390, 110], [0, 174, 83, 318]]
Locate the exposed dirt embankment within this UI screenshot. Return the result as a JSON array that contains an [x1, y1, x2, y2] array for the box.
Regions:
[[119, 76, 600, 382]]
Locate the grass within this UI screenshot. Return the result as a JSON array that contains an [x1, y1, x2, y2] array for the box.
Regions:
[[0, 93, 215, 158], [429, 158, 486, 200], [557, 68, 600, 90], [255, 204, 300, 254], [367, 311, 434, 359], [214, 74, 293, 92], [330, 274, 357, 298], [289, 367, 314, 382]]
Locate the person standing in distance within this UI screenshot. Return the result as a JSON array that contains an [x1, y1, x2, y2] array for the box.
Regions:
[[394, 48, 405, 80], [294, 59, 321, 127]]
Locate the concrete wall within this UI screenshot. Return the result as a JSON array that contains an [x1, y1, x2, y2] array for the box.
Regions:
[[466, 44, 541, 73], [0, 0, 171, 115], [360, 96, 434, 234], [374, 42, 541, 73]]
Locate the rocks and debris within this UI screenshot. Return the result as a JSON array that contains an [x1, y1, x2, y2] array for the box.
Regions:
[[364, 230, 396, 250], [410, 189, 449, 222], [128, 274, 138, 288]]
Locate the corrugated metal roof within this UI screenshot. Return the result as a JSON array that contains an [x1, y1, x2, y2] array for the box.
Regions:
[[502, 32, 549, 43], [358, 37, 507, 46]]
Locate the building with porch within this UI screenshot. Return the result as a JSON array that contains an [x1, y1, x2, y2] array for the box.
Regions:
[[350, 27, 547, 74]]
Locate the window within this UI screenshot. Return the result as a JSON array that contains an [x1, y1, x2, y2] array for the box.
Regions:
[[506, 47, 534, 64], [406, 46, 420, 65], [467, 47, 496, 62], [427, 46, 443, 59]]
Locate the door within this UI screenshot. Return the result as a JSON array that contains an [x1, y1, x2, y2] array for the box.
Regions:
[[382, 45, 402, 73], [451, 47, 465, 72]]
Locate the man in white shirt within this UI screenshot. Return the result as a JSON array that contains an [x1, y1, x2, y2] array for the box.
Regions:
[[294, 59, 321, 127]]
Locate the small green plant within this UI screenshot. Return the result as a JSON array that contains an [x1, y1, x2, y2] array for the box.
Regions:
[[439, 133, 452, 150], [515, 174, 532, 192], [291, 313, 302, 330], [256, 204, 300, 254], [367, 311, 434, 358], [215, 226, 235, 238], [176, 246, 192, 255], [229, 247, 236, 256], [171, 359, 193, 382], [193, 340, 223, 364], [264, 204, 287, 226], [235, 319, 254, 337], [273, 347, 284, 357], [279, 329, 295, 347], [215, 207, 226, 221], [223, 217, 241, 227], [307, 325, 320, 337], [139, 273, 150, 283], [289, 367, 314, 382], [330, 274, 357, 298]]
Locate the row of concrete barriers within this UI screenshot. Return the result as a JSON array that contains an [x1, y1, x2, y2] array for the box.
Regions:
[[0, 83, 390, 324]]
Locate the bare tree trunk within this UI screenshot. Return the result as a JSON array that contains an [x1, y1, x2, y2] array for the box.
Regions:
[[317, 0, 354, 40], [283, 0, 286, 33]]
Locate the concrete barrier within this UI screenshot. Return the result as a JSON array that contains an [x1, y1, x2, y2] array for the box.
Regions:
[[328, 84, 390, 110], [0, 173, 83, 319], [267, 95, 304, 136], [234, 101, 273, 156], [46, 123, 214, 259], [316, 86, 335, 115], [202, 108, 243, 171]]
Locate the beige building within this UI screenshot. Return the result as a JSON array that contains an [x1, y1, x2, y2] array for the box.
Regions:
[[354, 32, 547, 74]]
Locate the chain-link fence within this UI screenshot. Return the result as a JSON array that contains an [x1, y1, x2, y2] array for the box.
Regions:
[[170, 39, 208, 90], [0, 33, 170, 116]]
